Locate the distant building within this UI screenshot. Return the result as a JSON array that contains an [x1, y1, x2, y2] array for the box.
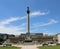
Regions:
[[57, 33, 60, 43], [53, 33, 60, 44], [18, 33, 53, 44]]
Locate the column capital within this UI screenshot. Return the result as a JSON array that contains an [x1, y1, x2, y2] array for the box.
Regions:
[[27, 7, 30, 14]]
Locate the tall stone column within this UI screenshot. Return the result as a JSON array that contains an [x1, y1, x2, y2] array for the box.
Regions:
[[27, 7, 30, 34], [27, 7, 30, 36], [25, 7, 31, 40]]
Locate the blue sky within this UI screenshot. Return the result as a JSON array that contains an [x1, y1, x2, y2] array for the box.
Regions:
[[0, 0, 60, 35]]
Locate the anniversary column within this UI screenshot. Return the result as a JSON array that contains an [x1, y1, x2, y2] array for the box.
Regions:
[[24, 7, 32, 42]]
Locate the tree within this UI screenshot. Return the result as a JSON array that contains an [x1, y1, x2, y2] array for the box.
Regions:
[[0, 36, 4, 42]]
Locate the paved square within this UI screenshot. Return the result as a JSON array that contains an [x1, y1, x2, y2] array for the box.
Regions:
[[12, 45, 39, 49], [21, 45, 38, 49]]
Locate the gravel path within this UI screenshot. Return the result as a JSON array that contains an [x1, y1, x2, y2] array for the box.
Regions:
[[12, 45, 41, 49], [21, 45, 38, 49]]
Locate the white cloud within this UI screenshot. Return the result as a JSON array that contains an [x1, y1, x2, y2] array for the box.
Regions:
[[0, 16, 26, 25], [0, 19, 26, 35], [0, 17, 19, 25], [0, 24, 26, 35], [30, 11, 48, 17], [19, 16, 26, 20], [32, 19, 58, 28], [0, 16, 26, 35], [19, 11, 48, 20], [18, 11, 48, 21], [40, 19, 58, 26], [0, 26, 19, 35]]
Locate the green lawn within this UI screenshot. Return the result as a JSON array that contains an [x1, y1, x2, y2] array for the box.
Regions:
[[38, 45, 60, 49], [0, 46, 20, 49]]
